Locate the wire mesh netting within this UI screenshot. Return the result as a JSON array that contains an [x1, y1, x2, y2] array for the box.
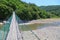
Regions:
[[0, 15, 12, 40], [0, 12, 23, 40], [0, 12, 40, 40]]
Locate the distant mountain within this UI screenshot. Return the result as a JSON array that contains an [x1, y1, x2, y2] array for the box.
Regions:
[[40, 5, 60, 11], [40, 5, 60, 17]]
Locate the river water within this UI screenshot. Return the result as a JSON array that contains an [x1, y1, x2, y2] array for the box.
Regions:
[[37, 21, 60, 29], [0, 20, 60, 40]]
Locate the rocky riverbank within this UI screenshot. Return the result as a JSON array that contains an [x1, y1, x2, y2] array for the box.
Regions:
[[0, 18, 60, 25], [22, 26, 60, 40]]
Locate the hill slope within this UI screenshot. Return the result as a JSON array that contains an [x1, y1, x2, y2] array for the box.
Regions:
[[40, 5, 60, 17], [0, 0, 53, 21]]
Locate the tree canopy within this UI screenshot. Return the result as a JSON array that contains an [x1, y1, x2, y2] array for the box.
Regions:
[[40, 5, 60, 18], [0, 0, 52, 21]]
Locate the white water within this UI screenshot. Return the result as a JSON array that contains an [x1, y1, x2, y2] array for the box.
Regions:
[[6, 12, 22, 40]]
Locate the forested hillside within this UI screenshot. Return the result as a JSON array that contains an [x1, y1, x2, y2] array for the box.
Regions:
[[40, 5, 60, 17], [0, 0, 53, 21]]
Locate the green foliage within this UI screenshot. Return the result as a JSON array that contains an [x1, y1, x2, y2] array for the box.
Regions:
[[40, 5, 60, 17], [0, 3, 13, 20], [0, 0, 52, 21]]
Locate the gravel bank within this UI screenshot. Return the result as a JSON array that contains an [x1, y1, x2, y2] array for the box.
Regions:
[[28, 18, 60, 24], [22, 26, 60, 40]]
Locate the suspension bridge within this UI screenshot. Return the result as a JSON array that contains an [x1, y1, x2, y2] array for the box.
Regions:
[[0, 12, 40, 40]]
